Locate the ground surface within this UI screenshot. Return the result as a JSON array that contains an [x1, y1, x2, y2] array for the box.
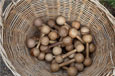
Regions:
[[0, 0, 114, 76], [0, 56, 13, 76], [0, 0, 13, 76]]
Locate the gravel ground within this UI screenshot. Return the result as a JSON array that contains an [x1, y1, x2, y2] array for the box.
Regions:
[[0, 55, 13, 76]]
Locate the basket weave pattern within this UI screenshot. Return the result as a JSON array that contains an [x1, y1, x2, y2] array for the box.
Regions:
[[0, 0, 115, 76]]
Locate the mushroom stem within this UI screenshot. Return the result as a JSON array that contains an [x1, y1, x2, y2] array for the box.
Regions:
[[86, 43, 89, 58], [59, 59, 75, 67], [55, 49, 78, 63], [36, 42, 40, 48], [49, 42, 63, 48], [62, 66, 68, 70], [76, 36, 84, 43], [36, 34, 45, 48], [69, 28, 84, 43], [62, 49, 77, 58], [49, 40, 57, 44]]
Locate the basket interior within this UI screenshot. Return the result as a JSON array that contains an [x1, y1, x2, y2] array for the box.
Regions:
[[3, 0, 115, 76]]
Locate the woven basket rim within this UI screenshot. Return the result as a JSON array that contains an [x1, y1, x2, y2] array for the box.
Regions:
[[0, 0, 115, 76]]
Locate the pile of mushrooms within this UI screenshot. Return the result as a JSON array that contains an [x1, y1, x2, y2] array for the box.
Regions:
[[26, 16, 96, 76]]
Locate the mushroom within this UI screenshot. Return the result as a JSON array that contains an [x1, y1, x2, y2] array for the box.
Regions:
[[33, 18, 43, 27], [82, 34, 93, 66], [40, 36, 57, 46], [56, 16, 70, 30], [40, 45, 49, 52], [40, 24, 51, 35], [45, 53, 54, 62], [51, 53, 84, 72], [42, 36, 72, 49], [55, 48, 84, 63], [48, 19, 69, 37], [80, 26, 90, 35], [39, 43, 60, 53], [30, 39, 41, 57], [52, 46, 62, 56], [30, 48, 40, 57], [89, 43, 95, 53], [48, 19, 60, 29], [74, 42, 85, 53], [63, 67, 78, 76], [38, 52, 45, 60], [74, 40, 82, 47], [55, 49, 77, 63], [69, 28, 84, 43], [26, 38, 37, 48], [48, 31, 58, 40], [72, 21, 81, 30], [75, 63, 84, 72], [58, 27, 68, 37], [74, 53, 84, 63], [65, 44, 74, 52]]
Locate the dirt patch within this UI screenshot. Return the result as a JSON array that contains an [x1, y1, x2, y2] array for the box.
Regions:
[[100, 1, 115, 16]]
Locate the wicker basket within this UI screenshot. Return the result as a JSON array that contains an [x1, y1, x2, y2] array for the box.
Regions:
[[0, 0, 115, 76]]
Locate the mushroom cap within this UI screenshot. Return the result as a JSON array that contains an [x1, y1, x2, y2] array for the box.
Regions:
[[84, 58, 92, 66], [45, 53, 53, 62], [48, 19, 55, 27], [82, 34, 93, 43], [75, 44, 85, 52], [53, 47, 62, 56], [38, 52, 45, 60], [56, 16, 66, 25], [67, 67, 78, 76], [63, 36, 73, 46], [27, 38, 36, 48], [75, 63, 84, 72], [34, 18, 43, 27], [40, 36, 49, 45], [41, 25, 51, 34], [65, 45, 74, 51], [51, 63, 60, 72], [48, 31, 58, 40], [69, 28, 79, 38], [72, 21, 80, 30], [80, 27, 90, 35], [30, 48, 40, 57], [59, 27, 68, 37], [55, 55, 63, 63], [75, 53, 84, 63], [40, 45, 49, 52], [89, 43, 95, 53]]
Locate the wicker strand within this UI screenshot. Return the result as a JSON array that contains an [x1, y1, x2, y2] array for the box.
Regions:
[[0, 0, 21, 76], [90, 0, 115, 31], [110, 51, 115, 75], [0, 43, 21, 76], [12, 0, 21, 5], [3, 0, 21, 21]]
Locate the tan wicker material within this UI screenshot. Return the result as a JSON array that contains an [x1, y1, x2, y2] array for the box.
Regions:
[[0, 0, 115, 76]]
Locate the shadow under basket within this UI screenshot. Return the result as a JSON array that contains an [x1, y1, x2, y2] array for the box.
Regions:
[[0, 0, 115, 76]]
